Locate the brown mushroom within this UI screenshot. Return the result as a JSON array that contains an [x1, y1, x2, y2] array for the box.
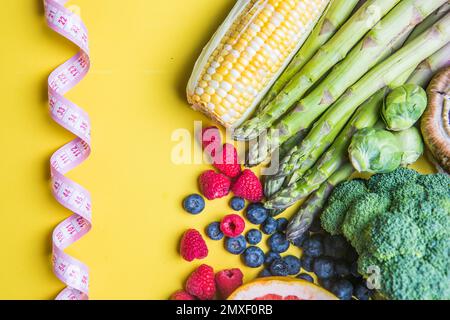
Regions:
[[421, 67, 450, 173]]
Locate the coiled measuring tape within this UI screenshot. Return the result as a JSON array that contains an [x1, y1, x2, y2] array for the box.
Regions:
[[44, 0, 91, 300]]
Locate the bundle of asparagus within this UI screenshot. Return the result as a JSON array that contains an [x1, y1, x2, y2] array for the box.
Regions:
[[244, 0, 449, 167], [266, 12, 450, 209], [284, 44, 450, 241]]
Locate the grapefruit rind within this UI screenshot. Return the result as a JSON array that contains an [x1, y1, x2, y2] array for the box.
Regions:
[[228, 277, 338, 300]]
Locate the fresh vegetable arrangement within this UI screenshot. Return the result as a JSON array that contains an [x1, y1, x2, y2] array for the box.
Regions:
[[180, 0, 450, 301]]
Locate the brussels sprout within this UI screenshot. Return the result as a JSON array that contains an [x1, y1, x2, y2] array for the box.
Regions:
[[349, 127, 402, 174], [382, 84, 427, 131], [394, 127, 424, 166]]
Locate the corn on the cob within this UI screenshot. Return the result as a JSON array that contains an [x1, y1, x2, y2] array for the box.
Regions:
[[187, 0, 330, 128]]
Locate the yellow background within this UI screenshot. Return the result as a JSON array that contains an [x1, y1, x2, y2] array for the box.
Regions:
[[0, 0, 434, 300]]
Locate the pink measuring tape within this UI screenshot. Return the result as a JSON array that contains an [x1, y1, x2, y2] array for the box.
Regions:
[[44, 0, 91, 300]]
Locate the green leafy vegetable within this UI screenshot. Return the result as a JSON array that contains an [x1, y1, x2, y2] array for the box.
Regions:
[[348, 127, 402, 174], [382, 84, 427, 131]]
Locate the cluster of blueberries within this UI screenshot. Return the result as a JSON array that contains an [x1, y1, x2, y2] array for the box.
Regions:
[[184, 195, 372, 300]]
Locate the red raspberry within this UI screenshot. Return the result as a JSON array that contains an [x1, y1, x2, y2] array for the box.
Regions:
[[180, 229, 208, 262], [201, 126, 221, 158], [213, 144, 241, 178], [220, 214, 245, 237], [232, 169, 263, 202], [199, 170, 231, 200], [170, 290, 196, 300], [215, 268, 244, 299], [186, 264, 216, 300]]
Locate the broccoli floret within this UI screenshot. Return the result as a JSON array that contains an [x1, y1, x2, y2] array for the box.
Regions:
[[321, 168, 450, 300], [342, 193, 390, 253], [357, 251, 381, 277], [425, 236, 450, 274], [320, 201, 347, 235], [416, 202, 450, 239], [366, 167, 419, 194], [366, 212, 426, 261], [390, 182, 425, 214], [418, 173, 450, 196], [321, 179, 368, 235], [381, 256, 449, 300]]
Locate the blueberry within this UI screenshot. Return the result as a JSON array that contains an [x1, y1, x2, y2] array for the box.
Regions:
[[323, 235, 349, 260], [331, 279, 354, 300], [313, 257, 335, 279], [296, 273, 314, 283], [261, 217, 278, 235], [354, 281, 372, 300], [243, 246, 265, 268], [230, 197, 245, 211], [335, 260, 350, 278], [270, 259, 289, 277], [264, 251, 281, 266], [259, 268, 272, 278], [302, 234, 324, 257], [225, 236, 247, 255], [319, 278, 335, 291], [284, 255, 301, 275], [182, 194, 205, 214], [206, 222, 224, 240], [246, 229, 262, 245], [245, 203, 268, 225], [300, 255, 314, 272], [276, 218, 288, 232], [291, 233, 308, 248], [268, 232, 290, 253]]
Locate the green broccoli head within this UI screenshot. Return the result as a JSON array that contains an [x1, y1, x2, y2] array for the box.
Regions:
[[381, 256, 449, 300], [342, 193, 390, 253], [320, 179, 368, 235], [366, 212, 426, 262], [321, 168, 450, 300], [366, 167, 419, 194]]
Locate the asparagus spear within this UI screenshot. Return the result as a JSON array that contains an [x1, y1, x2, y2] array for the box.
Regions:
[[256, 0, 360, 113], [285, 163, 354, 242], [233, 0, 401, 141], [405, 2, 450, 44], [265, 14, 450, 210], [406, 42, 450, 87], [264, 132, 306, 196], [352, 0, 368, 14], [247, 3, 450, 168], [263, 131, 309, 217]]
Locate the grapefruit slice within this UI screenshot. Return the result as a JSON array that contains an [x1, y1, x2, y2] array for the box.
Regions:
[[228, 277, 337, 300]]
